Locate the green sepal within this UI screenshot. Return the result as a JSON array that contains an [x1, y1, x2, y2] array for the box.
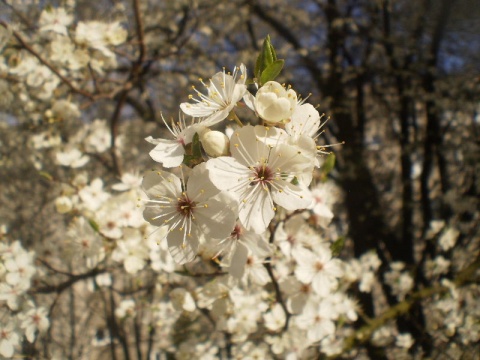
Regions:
[[182, 155, 202, 167], [330, 236, 345, 257], [192, 132, 202, 158], [255, 35, 281, 83], [260, 59, 284, 85], [38, 171, 53, 181], [182, 133, 203, 167], [320, 152, 336, 179], [88, 219, 100, 233]]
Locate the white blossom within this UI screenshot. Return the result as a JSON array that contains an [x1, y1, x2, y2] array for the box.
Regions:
[[142, 163, 237, 264], [180, 64, 247, 126], [254, 81, 297, 124], [206, 125, 313, 233]]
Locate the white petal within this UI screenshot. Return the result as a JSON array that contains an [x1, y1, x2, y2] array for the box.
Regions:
[[239, 186, 274, 234], [206, 157, 249, 195], [186, 162, 220, 200], [142, 171, 181, 200], [312, 273, 336, 297], [167, 226, 200, 264], [272, 180, 312, 211], [149, 139, 185, 168], [229, 242, 249, 279], [287, 103, 321, 138], [180, 101, 218, 118], [195, 192, 238, 239]]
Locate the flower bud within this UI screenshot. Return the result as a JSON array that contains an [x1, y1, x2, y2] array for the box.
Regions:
[[200, 129, 230, 157], [55, 196, 73, 213], [254, 81, 297, 124], [170, 288, 196, 312]]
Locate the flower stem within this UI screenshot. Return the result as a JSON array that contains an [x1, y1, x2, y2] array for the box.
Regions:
[[229, 111, 243, 127]]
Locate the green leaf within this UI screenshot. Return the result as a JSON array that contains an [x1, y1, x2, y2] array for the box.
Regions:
[[38, 171, 53, 181], [182, 133, 204, 167], [182, 155, 201, 167], [192, 132, 202, 158], [260, 59, 284, 85], [330, 237, 345, 257], [255, 35, 279, 80], [88, 219, 100, 233], [320, 152, 336, 178]]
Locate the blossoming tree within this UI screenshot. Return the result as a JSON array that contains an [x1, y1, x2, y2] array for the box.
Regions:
[[0, 1, 479, 359]]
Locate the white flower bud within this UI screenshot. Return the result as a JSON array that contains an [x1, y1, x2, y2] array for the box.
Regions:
[[254, 81, 297, 124], [170, 288, 196, 312], [200, 129, 230, 157], [55, 196, 73, 213]]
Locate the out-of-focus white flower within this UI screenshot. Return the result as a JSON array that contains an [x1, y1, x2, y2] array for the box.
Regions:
[[170, 288, 196, 312], [39, 7, 73, 36], [384, 262, 414, 300], [67, 216, 105, 268], [112, 172, 142, 192], [75, 21, 126, 58], [209, 223, 270, 280], [111, 229, 148, 274], [147, 226, 176, 273], [0, 281, 30, 310], [55, 196, 73, 213], [78, 178, 110, 211], [276, 215, 322, 258], [425, 255, 451, 278], [295, 300, 336, 343], [51, 99, 81, 120], [115, 299, 136, 319], [371, 326, 394, 347], [395, 333, 414, 349], [19, 306, 50, 343], [84, 119, 111, 153], [307, 181, 337, 228], [4, 251, 36, 286], [263, 303, 286, 331], [56, 147, 90, 168], [280, 276, 312, 314], [0, 321, 20, 358], [241, 254, 270, 286], [180, 64, 247, 126], [30, 131, 62, 149], [293, 245, 343, 297], [438, 226, 459, 251]]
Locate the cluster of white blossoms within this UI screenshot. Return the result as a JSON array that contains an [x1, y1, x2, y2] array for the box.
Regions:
[[136, 45, 369, 356], [0, 239, 49, 358], [143, 62, 331, 266]]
